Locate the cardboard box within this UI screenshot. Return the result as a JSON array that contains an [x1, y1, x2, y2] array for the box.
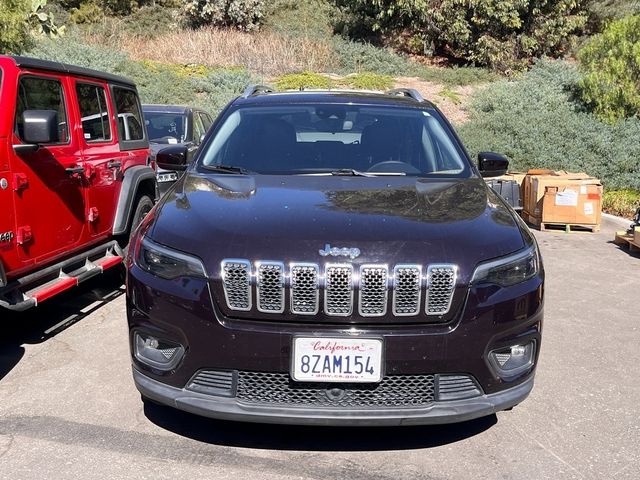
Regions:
[[522, 169, 600, 219], [541, 183, 602, 226]]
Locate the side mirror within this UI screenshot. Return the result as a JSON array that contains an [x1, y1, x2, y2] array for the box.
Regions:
[[23, 110, 59, 144], [478, 152, 509, 177], [157, 145, 189, 171]]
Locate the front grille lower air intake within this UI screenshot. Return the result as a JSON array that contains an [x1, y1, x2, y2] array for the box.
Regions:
[[220, 260, 457, 319]]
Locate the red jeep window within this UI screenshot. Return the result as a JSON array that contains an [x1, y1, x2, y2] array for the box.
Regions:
[[113, 87, 144, 141], [77, 83, 111, 142], [15, 76, 69, 144]]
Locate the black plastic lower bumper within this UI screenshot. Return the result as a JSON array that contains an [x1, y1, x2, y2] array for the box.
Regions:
[[133, 367, 534, 426]]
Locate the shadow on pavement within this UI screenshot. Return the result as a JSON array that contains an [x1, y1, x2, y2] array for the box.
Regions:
[[143, 401, 497, 451], [0, 269, 125, 381]]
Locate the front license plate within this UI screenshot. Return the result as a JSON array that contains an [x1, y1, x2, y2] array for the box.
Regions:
[[291, 337, 383, 383]]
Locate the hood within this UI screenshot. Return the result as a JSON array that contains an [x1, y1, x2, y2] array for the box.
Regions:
[[149, 173, 525, 284]]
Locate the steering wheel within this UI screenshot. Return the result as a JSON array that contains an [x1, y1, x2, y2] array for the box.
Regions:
[[367, 160, 421, 174]]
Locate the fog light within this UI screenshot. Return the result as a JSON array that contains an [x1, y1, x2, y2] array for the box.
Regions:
[[489, 341, 535, 380], [134, 332, 184, 371]]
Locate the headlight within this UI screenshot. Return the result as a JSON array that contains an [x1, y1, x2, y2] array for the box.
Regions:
[[136, 236, 206, 279], [471, 245, 540, 287]]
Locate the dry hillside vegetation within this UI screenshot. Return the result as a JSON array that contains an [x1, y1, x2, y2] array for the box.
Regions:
[[105, 27, 336, 77]]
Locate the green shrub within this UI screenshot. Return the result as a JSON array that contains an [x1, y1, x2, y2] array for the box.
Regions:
[[334, 0, 588, 72], [264, 0, 336, 39], [70, 1, 104, 23], [458, 60, 640, 191], [183, 0, 265, 31], [418, 65, 498, 87], [0, 0, 32, 53], [332, 39, 411, 75], [275, 71, 334, 90], [586, 0, 640, 31], [578, 15, 640, 124], [603, 189, 640, 218], [344, 72, 393, 90]]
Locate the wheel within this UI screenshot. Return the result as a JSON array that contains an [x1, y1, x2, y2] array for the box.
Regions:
[[121, 194, 154, 256]]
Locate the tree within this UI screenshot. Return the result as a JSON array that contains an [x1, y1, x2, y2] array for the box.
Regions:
[[0, 0, 33, 54], [578, 15, 640, 123], [335, 0, 588, 73]]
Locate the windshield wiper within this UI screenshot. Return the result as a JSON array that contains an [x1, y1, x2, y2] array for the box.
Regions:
[[330, 169, 375, 177], [204, 164, 254, 175], [330, 169, 406, 177]]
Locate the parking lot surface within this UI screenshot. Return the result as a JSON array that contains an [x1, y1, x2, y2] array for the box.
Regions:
[[1, 218, 639, 480]]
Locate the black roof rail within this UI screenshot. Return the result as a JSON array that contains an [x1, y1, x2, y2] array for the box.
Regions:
[[385, 88, 425, 103], [241, 84, 275, 98]]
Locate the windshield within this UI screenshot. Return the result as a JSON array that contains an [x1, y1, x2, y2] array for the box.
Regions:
[[200, 104, 470, 176], [144, 112, 187, 144]]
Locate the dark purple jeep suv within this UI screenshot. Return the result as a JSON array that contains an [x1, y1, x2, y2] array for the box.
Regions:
[[126, 86, 544, 426]]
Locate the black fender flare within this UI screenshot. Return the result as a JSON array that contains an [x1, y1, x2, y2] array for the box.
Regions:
[[112, 166, 158, 236], [0, 260, 6, 288]]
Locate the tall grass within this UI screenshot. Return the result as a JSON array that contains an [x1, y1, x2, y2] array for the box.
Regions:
[[96, 27, 337, 77]]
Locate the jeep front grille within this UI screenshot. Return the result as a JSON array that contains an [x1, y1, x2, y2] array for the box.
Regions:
[[426, 265, 457, 315], [325, 264, 354, 316], [392, 265, 422, 316], [256, 261, 284, 313], [221, 260, 251, 311], [290, 263, 319, 314], [220, 259, 457, 318], [359, 265, 388, 316]]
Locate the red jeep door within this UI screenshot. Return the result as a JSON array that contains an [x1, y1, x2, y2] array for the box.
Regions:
[[74, 80, 121, 238], [12, 73, 86, 264]]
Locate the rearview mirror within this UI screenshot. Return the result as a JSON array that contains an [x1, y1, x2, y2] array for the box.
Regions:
[[478, 152, 509, 178], [157, 145, 189, 171], [22, 110, 59, 144]]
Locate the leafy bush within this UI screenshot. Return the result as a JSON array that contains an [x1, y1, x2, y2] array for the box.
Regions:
[[275, 71, 334, 90], [183, 0, 265, 31], [586, 0, 640, 31], [335, 0, 588, 72], [70, 1, 104, 23], [578, 15, 640, 123], [418, 65, 498, 86], [345, 72, 393, 90], [332, 39, 411, 75], [0, 0, 32, 53], [458, 60, 640, 191], [603, 189, 640, 218], [264, 0, 336, 39]]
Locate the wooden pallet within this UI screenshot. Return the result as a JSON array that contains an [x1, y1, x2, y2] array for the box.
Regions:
[[521, 211, 600, 233], [614, 231, 640, 252], [539, 222, 600, 233]]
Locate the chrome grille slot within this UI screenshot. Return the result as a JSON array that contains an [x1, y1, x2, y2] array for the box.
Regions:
[[325, 264, 353, 316], [256, 261, 284, 313], [290, 263, 319, 315], [426, 265, 456, 315], [221, 259, 251, 311], [392, 265, 422, 316], [359, 265, 388, 316]]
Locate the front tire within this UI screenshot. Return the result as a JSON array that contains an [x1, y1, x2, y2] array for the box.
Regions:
[[121, 194, 154, 256]]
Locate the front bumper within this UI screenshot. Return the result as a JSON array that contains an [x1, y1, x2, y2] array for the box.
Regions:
[[134, 367, 534, 426]]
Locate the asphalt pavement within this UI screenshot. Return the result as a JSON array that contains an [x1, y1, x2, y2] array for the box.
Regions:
[[1, 217, 639, 480]]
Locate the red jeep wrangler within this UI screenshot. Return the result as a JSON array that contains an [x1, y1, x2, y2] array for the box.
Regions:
[[0, 56, 157, 311]]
